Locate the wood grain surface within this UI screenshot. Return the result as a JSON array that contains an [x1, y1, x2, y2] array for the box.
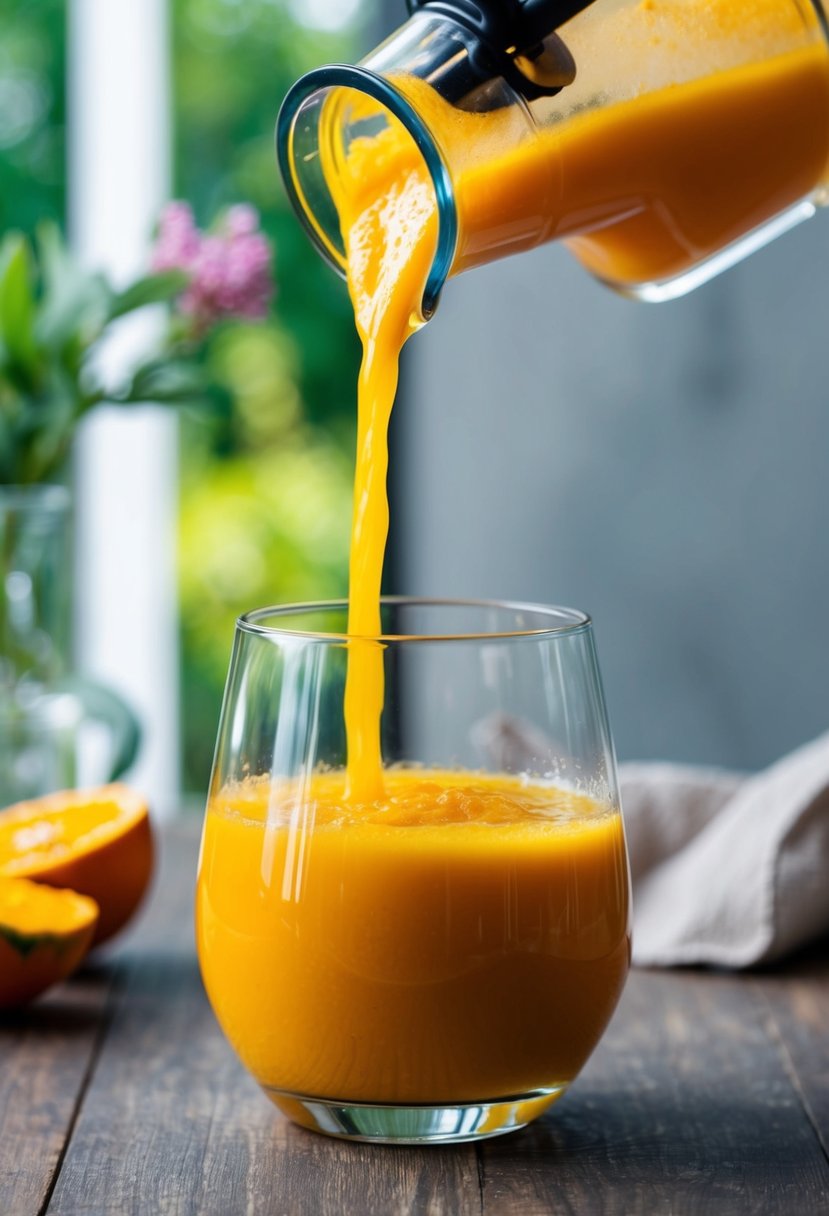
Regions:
[[1, 822, 827, 1216]]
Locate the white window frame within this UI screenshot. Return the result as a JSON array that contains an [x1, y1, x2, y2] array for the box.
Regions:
[[68, 0, 179, 816]]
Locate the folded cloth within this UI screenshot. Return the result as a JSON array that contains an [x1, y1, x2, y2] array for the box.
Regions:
[[621, 730, 829, 968]]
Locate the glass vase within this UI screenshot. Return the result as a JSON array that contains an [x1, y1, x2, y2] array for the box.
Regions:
[[0, 485, 139, 806]]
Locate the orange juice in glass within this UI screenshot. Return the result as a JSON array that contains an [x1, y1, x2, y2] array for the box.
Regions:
[[196, 599, 631, 1143]]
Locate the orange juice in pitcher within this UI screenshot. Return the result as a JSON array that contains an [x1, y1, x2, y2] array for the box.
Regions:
[[277, 0, 829, 311]]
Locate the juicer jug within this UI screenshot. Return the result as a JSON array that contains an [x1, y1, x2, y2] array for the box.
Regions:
[[276, 0, 829, 314]]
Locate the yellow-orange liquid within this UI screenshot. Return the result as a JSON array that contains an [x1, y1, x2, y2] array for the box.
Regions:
[[197, 772, 630, 1104], [330, 144, 437, 800], [451, 48, 829, 284]]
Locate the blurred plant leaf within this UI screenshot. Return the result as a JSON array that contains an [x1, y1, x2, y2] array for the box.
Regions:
[[115, 356, 212, 406], [15, 364, 79, 484], [109, 270, 190, 321], [0, 234, 38, 378], [0, 362, 81, 486], [0, 405, 17, 483], [35, 222, 72, 297], [35, 223, 113, 355]]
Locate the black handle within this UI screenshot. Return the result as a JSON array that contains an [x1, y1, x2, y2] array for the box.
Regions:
[[407, 0, 594, 44], [407, 0, 595, 98]]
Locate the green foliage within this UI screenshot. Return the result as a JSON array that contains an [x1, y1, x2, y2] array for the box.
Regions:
[[179, 430, 352, 781], [0, 0, 66, 237], [173, 0, 366, 790], [109, 272, 194, 322], [0, 236, 38, 372], [172, 0, 363, 432], [0, 225, 212, 485], [0, 0, 370, 793]]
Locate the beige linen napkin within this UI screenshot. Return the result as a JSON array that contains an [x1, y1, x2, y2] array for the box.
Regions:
[[621, 730, 829, 967]]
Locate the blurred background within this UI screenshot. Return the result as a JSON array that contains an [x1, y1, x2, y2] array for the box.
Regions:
[[400, 224, 829, 774], [1, 0, 372, 807], [2, 0, 829, 810]]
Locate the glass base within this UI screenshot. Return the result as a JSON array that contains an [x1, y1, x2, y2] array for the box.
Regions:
[[263, 1086, 567, 1143]]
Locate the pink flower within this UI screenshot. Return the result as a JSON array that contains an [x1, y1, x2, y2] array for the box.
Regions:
[[152, 201, 201, 273], [224, 204, 259, 238], [151, 200, 274, 332]]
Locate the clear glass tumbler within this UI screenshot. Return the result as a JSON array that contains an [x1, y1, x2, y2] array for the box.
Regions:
[[197, 599, 631, 1144]]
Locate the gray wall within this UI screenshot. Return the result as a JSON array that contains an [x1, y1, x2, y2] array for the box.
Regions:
[[395, 217, 829, 772]]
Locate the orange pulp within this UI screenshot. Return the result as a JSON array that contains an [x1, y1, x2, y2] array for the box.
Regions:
[[197, 771, 630, 1103]]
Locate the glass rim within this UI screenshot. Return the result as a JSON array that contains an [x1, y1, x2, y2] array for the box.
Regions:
[[237, 597, 592, 644], [812, 0, 829, 42], [276, 64, 458, 319]]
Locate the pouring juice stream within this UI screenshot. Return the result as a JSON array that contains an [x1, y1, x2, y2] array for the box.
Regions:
[[332, 157, 437, 800]]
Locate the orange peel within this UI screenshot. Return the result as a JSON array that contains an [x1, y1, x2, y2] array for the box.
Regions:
[[0, 785, 154, 946], [0, 876, 99, 1007]]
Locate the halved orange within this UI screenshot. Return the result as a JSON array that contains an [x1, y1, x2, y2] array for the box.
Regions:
[[0, 876, 99, 1007], [0, 785, 154, 946]]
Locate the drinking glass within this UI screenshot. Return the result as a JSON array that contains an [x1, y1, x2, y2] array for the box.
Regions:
[[196, 598, 630, 1144]]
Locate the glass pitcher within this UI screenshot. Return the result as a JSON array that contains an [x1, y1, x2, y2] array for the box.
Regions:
[[276, 0, 829, 314], [0, 486, 140, 806]]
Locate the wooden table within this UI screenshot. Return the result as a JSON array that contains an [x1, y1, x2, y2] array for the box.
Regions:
[[2, 822, 828, 1216]]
